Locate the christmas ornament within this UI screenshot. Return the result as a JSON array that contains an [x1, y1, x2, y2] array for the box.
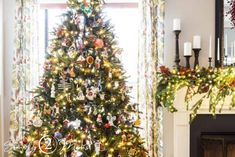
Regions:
[[43, 106, 51, 115], [114, 81, 119, 90], [86, 56, 94, 65], [76, 37, 84, 49], [97, 114, 103, 123], [51, 83, 56, 98], [77, 90, 85, 101], [108, 72, 112, 79], [116, 128, 122, 135], [101, 49, 108, 58], [81, 3, 92, 16], [74, 13, 85, 29], [68, 119, 81, 129], [77, 55, 86, 64], [58, 79, 71, 90], [94, 39, 104, 49], [134, 117, 141, 127], [64, 119, 70, 126], [86, 87, 98, 100], [57, 26, 65, 37], [62, 38, 72, 47], [32, 117, 43, 128], [71, 150, 83, 157], [21, 137, 28, 145], [54, 131, 63, 139], [95, 57, 101, 69], [68, 45, 77, 58], [107, 115, 116, 126], [33, 140, 39, 147], [69, 68, 76, 77], [104, 123, 111, 129], [95, 141, 100, 155], [122, 134, 127, 142], [99, 93, 105, 100]]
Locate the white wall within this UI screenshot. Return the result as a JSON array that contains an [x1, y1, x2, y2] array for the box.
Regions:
[[164, 0, 215, 68], [163, 0, 215, 157]]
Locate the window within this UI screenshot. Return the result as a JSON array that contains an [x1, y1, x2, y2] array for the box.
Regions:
[[38, 1, 139, 101]]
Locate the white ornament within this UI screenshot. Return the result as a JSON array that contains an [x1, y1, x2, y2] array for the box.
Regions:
[[33, 117, 43, 128], [77, 55, 85, 63], [77, 91, 85, 101], [116, 128, 122, 135], [107, 115, 116, 126], [95, 141, 100, 155], [97, 114, 103, 123], [68, 119, 81, 129], [51, 83, 56, 98], [86, 87, 98, 101], [99, 93, 105, 100], [114, 81, 119, 90], [71, 150, 83, 157]]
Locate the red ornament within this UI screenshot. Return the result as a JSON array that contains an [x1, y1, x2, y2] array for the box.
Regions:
[[94, 39, 104, 49], [104, 123, 111, 129], [20, 137, 28, 145]]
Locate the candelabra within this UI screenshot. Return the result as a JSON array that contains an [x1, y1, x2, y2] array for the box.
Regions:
[[192, 48, 201, 68], [208, 57, 212, 68], [184, 56, 192, 69], [174, 30, 181, 70], [224, 55, 228, 66]]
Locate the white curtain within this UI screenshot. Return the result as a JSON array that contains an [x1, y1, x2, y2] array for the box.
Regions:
[[10, 0, 40, 143], [138, 0, 165, 157]]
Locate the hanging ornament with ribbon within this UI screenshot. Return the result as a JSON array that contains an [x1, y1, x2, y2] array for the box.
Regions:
[[81, 1, 92, 17], [51, 83, 56, 98], [95, 141, 100, 155]]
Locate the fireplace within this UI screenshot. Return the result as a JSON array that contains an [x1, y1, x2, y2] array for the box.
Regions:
[[190, 115, 235, 157]]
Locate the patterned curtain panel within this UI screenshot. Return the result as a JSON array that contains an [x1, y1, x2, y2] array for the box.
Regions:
[[10, 0, 39, 143], [138, 0, 165, 157]]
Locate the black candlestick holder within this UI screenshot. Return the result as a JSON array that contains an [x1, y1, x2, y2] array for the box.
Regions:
[[225, 55, 228, 66], [192, 48, 201, 68], [208, 57, 212, 68], [174, 30, 181, 70], [184, 55, 192, 69]]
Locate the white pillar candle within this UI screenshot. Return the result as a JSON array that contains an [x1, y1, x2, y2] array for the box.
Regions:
[[184, 42, 192, 56], [209, 36, 212, 58], [193, 35, 201, 49], [225, 34, 228, 56], [173, 18, 181, 31], [217, 38, 220, 61]]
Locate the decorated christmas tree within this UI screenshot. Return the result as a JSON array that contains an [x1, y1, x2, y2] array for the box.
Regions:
[[12, 0, 147, 156]]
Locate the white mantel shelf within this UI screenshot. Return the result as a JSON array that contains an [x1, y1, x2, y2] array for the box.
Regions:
[[172, 88, 234, 157]]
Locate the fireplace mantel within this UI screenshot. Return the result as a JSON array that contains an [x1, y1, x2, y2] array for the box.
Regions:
[[171, 88, 234, 157]]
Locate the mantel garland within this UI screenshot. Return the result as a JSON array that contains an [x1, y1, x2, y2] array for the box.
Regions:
[[157, 66, 235, 121]]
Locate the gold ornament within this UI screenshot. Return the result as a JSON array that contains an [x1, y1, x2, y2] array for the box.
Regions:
[[69, 68, 76, 77], [86, 56, 94, 65]]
